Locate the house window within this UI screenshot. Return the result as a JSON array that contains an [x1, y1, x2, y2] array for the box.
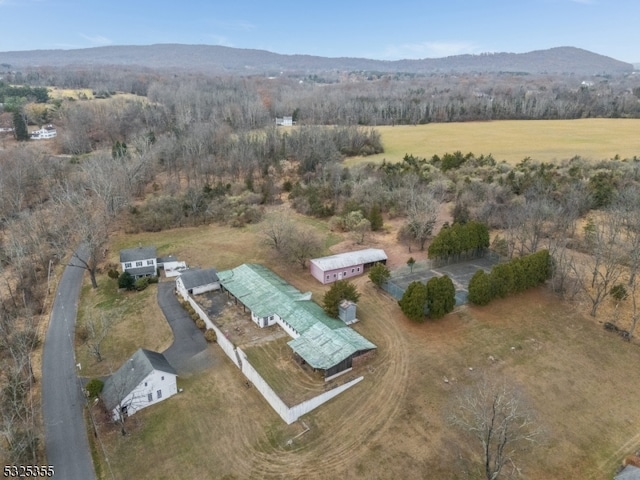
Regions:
[[333, 274, 337, 278], [157, 390, 162, 399], [357, 267, 360, 272], [136, 261, 143, 267], [125, 262, 132, 268], [148, 393, 153, 402], [344, 271, 347, 276], [326, 275, 330, 280], [161, 376, 164, 381], [144, 382, 147, 387], [147, 260, 154, 265], [351, 268, 355, 273]]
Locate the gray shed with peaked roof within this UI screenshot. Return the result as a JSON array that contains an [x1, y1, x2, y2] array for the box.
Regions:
[[101, 348, 177, 420], [176, 268, 220, 295]]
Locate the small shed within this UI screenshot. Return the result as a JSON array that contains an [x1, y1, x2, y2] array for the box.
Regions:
[[309, 248, 387, 284], [338, 300, 357, 325], [176, 268, 220, 296], [101, 348, 177, 420]]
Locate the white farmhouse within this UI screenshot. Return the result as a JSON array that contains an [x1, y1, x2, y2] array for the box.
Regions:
[[30, 124, 57, 140], [101, 348, 178, 420], [120, 246, 157, 279]]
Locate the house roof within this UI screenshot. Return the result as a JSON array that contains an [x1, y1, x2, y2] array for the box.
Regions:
[[616, 466, 640, 480], [310, 248, 387, 272], [120, 246, 157, 263], [101, 348, 176, 411], [124, 266, 156, 277], [288, 322, 375, 370], [179, 268, 219, 289], [157, 255, 177, 264], [217, 264, 376, 370]]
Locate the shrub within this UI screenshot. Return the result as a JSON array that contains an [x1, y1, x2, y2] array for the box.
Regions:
[[85, 378, 104, 398], [134, 277, 149, 291], [195, 318, 206, 330], [425, 275, 456, 319], [204, 329, 217, 343], [148, 275, 159, 284], [398, 281, 428, 322], [118, 271, 135, 290], [368, 263, 391, 288], [75, 325, 89, 343], [107, 269, 120, 280]]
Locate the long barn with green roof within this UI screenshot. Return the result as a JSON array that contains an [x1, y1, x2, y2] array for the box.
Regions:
[[217, 264, 376, 379]]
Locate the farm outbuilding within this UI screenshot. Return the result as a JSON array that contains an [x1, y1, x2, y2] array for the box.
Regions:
[[101, 348, 178, 421], [218, 264, 376, 380], [309, 248, 387, 284], [176, 268, 220, 295]]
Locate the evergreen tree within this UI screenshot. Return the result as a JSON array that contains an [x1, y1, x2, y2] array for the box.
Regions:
[[323, 280, 360, 318], [368, 262, 391, 288], [468, 270, 492, 305], [398, 281, 428, 322], [368, 204, 384, 231], [118, 271, 135, 290], [426, 275, 456, 319], [12, 111, 29, 141]]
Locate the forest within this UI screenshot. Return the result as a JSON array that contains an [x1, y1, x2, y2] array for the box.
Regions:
[[0, 64, 640, 467]]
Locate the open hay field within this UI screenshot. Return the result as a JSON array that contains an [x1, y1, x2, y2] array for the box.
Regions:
[[87, 214, 640, 479], [345, 118, 640, 166]]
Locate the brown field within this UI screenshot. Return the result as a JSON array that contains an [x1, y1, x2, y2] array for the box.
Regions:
[[345, 118, 640, 167], [86, 210, 640, 479]]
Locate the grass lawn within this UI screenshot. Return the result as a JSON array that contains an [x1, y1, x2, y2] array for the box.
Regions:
[[76, 277, 173, 378], [344, 118, 640, 167]]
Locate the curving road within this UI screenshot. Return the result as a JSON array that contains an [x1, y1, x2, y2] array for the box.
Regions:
[[41, 249, 96, 480]]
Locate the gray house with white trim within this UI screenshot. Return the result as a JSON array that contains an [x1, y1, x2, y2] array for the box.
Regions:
[[120, 246, 157, 279]]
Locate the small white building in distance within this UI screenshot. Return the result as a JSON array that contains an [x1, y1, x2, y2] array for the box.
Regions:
[[30, 124, 57, 140], [275, 116, 293, 126]]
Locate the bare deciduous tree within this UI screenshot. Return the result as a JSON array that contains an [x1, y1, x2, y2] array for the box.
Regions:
[[261, 212, 295, 253], [449, 375, 542, 480], [85, 312, 114, 363]]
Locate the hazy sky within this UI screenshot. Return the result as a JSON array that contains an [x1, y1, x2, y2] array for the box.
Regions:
[[0, 0, 637, 63]]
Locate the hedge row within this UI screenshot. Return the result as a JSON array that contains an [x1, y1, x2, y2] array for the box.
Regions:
[[468, 250, 551, 306]]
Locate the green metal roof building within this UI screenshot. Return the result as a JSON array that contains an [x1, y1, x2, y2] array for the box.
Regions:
[[218, 264, 376, 379]]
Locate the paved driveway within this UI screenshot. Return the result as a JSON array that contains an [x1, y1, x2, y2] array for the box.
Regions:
[[157, 281, 214, 375], [41, 249, 96, 480]]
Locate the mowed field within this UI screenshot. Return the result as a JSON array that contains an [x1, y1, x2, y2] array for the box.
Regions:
[[345, 118, 640, 166], [86, 213, 640, 480]]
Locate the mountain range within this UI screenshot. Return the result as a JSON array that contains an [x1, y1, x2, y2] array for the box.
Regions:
[[0, 44, 633, 76]]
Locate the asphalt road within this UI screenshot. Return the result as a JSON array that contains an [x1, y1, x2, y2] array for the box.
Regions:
[[158, 282, 213, 375], [41, 249, 96, 480]]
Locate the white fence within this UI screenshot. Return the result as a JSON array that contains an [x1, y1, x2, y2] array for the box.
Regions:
[[176, 289, 364, 424]]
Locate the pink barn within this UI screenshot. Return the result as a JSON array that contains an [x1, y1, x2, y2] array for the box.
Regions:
[[310, 248, 387, 284]]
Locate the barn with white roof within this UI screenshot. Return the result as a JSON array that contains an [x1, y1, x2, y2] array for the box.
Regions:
[[309, 248, 387, 284]]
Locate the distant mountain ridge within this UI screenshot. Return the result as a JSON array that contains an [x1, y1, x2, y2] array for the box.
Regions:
[[0, 44, 632, 75]]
